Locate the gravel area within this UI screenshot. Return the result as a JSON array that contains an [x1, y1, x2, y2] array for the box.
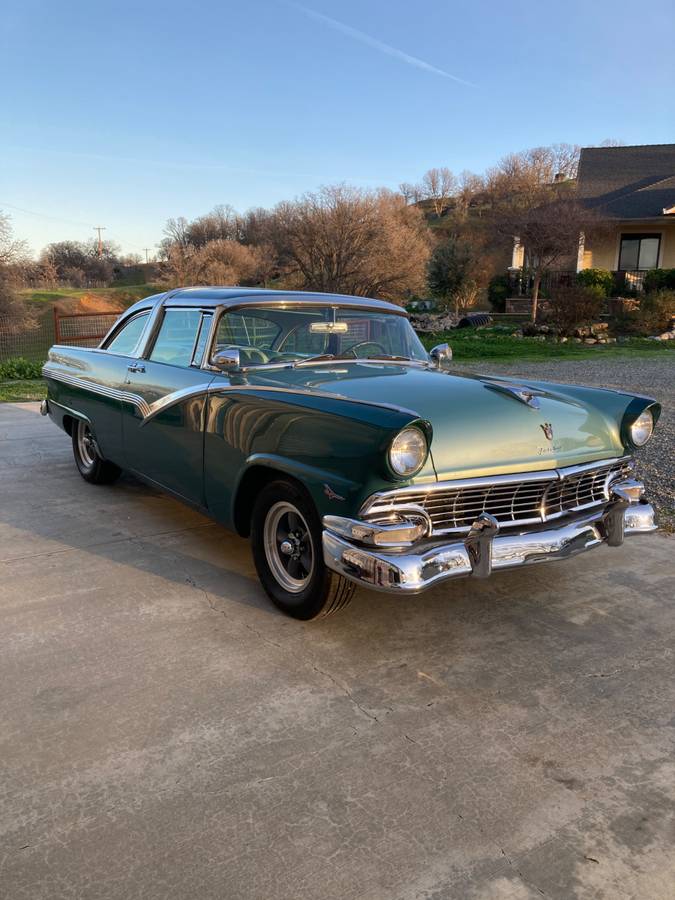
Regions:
[[455, 357, 675, 530]]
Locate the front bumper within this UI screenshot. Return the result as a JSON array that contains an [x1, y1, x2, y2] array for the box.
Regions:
[[322, 484, 657, 594]]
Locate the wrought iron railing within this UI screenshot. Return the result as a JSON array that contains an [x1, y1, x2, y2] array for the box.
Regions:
[[508, 268, 649, 297]]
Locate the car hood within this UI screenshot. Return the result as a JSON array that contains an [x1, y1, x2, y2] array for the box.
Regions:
[[246, 362, 630, 479]]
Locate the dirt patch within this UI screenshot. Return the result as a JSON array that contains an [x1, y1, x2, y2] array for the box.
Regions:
[[53, 292, 126, 316]]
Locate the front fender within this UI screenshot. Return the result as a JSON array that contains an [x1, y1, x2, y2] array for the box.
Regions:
[[203, 390, 434, 529], [239, 453, 361, 517]]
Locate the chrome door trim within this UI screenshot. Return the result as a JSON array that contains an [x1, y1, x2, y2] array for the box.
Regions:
[[42, 367, 152, 418]]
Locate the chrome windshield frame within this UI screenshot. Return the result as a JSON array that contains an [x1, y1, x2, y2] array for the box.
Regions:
[[203, 301, 428, 372]]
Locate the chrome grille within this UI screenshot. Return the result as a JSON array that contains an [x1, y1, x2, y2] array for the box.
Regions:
[[362, 459, 632, 534]]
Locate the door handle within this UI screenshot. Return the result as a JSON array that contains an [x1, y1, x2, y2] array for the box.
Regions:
[[127, 363, 146, 374]]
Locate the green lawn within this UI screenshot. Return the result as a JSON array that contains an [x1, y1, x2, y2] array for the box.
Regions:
[[418, 330, 673, 362], [0, 379, 46, 403], [1, 327, 672, 402]]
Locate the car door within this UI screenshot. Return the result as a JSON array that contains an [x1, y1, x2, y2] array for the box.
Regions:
[[121, 307, 215, 506]]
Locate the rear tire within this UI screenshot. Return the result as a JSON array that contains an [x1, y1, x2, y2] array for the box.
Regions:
[[251, 479, 355, 620], [71, 419, 121, 485]]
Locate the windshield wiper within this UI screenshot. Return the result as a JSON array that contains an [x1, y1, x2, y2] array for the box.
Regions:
[[292, 353, 337, 367]]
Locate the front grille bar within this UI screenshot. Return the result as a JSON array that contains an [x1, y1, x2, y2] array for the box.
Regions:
[[361, 457, 634, 535]]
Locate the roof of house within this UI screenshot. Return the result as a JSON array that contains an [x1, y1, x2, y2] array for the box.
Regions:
[[577, 144, 675, 220]]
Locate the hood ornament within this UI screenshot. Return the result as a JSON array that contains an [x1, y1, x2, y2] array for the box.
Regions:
[[540, 422, 554, 441], [484, 382, 541, 409]]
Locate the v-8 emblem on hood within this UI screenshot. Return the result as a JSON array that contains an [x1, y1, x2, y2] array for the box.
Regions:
[[540, 422, 554, 441]]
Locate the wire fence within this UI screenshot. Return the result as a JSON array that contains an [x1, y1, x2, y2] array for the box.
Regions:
[[0, 311, 119, 364]]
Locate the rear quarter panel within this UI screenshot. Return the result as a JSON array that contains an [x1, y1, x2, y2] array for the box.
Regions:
[[43, 347, 129, 465]]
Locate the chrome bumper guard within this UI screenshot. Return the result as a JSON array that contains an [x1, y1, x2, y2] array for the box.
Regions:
[[322, 480, 657, 594]]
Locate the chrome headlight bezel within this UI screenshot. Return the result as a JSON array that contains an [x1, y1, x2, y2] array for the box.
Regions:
[[628, 408, 655, 447], [388, 426, 428, 478]]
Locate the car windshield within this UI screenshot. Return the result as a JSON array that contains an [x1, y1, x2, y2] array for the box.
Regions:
[[213, 305, 429, 367]]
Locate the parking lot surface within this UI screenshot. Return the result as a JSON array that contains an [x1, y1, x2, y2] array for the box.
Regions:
[[1, 401, 674, 900]]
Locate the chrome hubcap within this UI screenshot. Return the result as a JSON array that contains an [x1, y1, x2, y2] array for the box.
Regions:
[[77, 421, 97, 468], [263, 501, 314, 593]]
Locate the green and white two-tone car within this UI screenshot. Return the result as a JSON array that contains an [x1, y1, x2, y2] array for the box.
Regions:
[[42, 288, 659, 619]]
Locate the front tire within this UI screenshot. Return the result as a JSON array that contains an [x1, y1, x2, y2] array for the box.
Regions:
[[251, 479, 355, 620], [72, 419, 121, 485]]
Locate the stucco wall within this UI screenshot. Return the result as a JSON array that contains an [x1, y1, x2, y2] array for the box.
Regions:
[[582, 221, 675, 270]]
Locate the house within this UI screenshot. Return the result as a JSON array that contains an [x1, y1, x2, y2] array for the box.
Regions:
[[577, 143, 675, 287], [509, 143, 675, 295]]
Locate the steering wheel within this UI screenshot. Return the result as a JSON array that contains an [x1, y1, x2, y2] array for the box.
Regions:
[[344, 340, 388, 359], [224, 344, 269, 365]]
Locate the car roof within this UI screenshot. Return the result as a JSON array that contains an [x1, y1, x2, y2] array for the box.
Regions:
[[125, 287, 408, 317]]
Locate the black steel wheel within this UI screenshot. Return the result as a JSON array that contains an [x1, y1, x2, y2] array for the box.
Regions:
[[251, 479, 355, 620], [71, 419, 121, 485]]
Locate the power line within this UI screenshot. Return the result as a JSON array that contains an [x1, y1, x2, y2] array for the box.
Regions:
[[0, 201, 154, 256], [142, 248, 152, 264]]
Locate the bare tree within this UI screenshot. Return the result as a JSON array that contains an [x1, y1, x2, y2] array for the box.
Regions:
[[493, 197, 605, 321], [0, 213, 35, 331], [398, 182, 422, 205], [267, 185, 430, 302], [485, 143, 580, 207], [0, 212, 29, 267], [420, 167, 457, 216], [40, 239, 119, 286], [160, 239, 273, 287]]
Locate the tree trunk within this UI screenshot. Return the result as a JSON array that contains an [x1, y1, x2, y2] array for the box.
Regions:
[[531, 273, 541, 323]]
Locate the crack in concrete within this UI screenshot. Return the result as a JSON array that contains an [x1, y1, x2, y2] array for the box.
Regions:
[[311, 665, 380, 723], [499, 846, 547, 896]]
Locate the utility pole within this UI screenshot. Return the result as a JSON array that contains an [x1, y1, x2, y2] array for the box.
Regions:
[[93, 225, 106, 257], [142, 248, 152, 264]]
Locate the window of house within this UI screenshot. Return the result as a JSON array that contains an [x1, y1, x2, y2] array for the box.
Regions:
[[150, 309, 203, 367], [105, 312, 150, 355], [618, 234, 661, 271]]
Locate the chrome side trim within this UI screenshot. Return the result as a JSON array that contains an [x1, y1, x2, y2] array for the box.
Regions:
[[141, 382, 421, 426], [42, 367, 151, 418], [43, 367, 420, 426], [140, 382, 216, 426]]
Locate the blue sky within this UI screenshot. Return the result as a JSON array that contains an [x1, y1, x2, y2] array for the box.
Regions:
[[2, 0, 674, 257]]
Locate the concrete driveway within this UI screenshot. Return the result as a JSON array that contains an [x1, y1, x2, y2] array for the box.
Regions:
[[1, 402, 674, 900]]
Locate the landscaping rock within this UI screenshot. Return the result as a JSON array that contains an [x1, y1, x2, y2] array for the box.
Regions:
[[408, 312, 457, 333]]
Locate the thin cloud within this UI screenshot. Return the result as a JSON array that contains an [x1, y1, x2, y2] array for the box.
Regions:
[[3, 144, 382, 183], [288, 2, 474, 87]]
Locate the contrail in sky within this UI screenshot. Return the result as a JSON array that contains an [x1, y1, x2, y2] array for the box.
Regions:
[[287, 2, 475, 87]]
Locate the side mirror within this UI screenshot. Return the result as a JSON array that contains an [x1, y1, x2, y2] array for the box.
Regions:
[[211, 348, 241, 370], [430, 343, 452, 370]]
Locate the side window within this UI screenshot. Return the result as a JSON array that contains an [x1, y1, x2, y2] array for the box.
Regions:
[[105, 312, 150, 355], [150, 309, 203, 368]]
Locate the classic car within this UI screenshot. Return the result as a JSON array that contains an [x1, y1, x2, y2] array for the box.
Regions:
[[42, 287, 659, 619]]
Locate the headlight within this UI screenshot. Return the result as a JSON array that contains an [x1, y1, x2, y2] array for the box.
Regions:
[[389, 427, 427, 477], [629, 409, 654, 446]]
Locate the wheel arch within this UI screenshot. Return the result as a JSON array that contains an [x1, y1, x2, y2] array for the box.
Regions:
[[233, 464, 309, 538]]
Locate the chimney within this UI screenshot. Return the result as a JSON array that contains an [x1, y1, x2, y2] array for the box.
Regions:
[[553, 172, 566, 183]]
